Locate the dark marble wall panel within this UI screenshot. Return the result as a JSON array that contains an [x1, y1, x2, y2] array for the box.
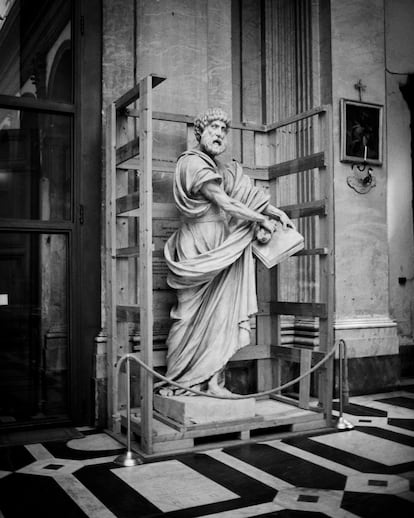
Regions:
[[344, 355, 400, 396]]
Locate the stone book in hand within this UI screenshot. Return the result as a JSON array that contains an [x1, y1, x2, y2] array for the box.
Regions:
[[252, 222, 304, 268]]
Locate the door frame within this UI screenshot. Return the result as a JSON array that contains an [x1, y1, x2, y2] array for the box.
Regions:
[[0, 0, 102, 427]]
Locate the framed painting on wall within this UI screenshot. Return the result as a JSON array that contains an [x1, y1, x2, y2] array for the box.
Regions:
[[340, 99, 383, 165]]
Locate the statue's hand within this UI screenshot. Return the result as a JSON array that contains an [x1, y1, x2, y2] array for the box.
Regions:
[[260, 218, 277, 234], [276, 210, 295, 230]]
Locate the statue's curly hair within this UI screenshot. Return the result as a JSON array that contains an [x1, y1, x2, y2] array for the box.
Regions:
[[193, 108, 231, 142]]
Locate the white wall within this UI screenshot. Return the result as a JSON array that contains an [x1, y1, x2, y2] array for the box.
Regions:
[[385, 0, 414, 345]]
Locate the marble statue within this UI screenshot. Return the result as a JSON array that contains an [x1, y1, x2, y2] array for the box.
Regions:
[[158, 108, 294, 397]]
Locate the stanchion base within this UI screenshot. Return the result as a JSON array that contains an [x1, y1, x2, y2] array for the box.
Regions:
[[343, 418, 354, 430], [336, 416, 354, 430], [114, 450, 143, 467]]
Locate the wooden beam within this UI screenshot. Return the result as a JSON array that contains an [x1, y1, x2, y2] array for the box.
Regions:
[[116, 246, 140, 258], [106, 102, 118, 431], [265, 105, 327, 131], [116, 192, 140, 215], [117, 304, 140, 321], [231, 344, 271, 362], [121, 105, 329, 134], [243, 166, 269, 181], [299, 348, 312, 409], [138, 76, 155, 454], [126, 110, 194, 124], [116, 246, 165, 258], [259, 301, 327, 318], [115, 74, 166, 111], [116, 138, 139, 167], [268, 152, 325, 179], [271, 345, 325, 364], [132, 344, 272, 368], [279, 199, 326, 219], [125, 109, 267, 133], [295, 247, 328, 257]]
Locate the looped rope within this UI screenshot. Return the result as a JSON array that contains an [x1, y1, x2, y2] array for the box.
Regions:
[[116, 340, 340, 400]]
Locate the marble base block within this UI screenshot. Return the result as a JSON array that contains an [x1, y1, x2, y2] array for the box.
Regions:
[[153, 394, 256, 426]]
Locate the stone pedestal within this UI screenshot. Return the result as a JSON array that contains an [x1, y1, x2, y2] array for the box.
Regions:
[[154, 394, 256, 426]]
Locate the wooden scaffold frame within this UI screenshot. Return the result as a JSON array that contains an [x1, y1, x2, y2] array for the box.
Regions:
[[105, 74, 335, 457]]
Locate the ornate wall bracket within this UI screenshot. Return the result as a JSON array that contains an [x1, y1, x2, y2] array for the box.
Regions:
[[347, 162, 376, 194]]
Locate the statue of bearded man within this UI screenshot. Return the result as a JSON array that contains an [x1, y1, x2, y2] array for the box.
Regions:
[[159, 107, 293, 397]]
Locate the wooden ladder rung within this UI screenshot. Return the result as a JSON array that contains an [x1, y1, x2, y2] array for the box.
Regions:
[[116, 245, 164, 259], [116, 192, 140, 215], [270, 345, 325, 364], [268, 152, 325, 179], [294, 247, 328, 256], [279, 199, 326, 219], [268, 301, 327, 318], [116, 138, 139, 168], [117, 304, 140, 321], [116, 246, 140, 257], [114, 74, 166, 111], [117, 293, 176, 321], [241, 165, 269, 181]]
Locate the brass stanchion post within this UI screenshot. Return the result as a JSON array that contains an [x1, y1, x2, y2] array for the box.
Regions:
[[336, 340, 354, 430], [114, 355, 143, 466]]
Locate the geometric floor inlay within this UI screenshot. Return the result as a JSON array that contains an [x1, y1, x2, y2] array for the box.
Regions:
[[67, 433, 124, 451], [112, 459, 239, 512], [311, 430, 414, 466], [345, 474, 410, 494], [273, 487, 344, 515], [2, 390, 414, 518], [18, 458, 84, 476]]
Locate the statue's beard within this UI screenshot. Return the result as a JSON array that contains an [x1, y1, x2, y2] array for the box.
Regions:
[[201, 135, 226, 157]]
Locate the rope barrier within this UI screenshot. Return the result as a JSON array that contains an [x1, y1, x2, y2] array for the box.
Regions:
[[116, 339, 339, 400]]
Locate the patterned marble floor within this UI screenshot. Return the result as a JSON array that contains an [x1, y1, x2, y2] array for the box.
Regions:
[[0, 389, 413, 517]]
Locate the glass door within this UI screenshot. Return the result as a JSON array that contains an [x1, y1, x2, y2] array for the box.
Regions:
[[0, 0, 81, 428]]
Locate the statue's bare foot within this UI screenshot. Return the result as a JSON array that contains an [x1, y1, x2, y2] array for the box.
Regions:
[[207, 381, 237, 398]]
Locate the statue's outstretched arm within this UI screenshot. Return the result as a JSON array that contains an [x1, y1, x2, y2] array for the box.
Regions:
[[200, 180, 273, 230]]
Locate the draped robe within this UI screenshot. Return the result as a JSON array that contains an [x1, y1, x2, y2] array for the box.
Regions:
[[161, 149, 270, 393]]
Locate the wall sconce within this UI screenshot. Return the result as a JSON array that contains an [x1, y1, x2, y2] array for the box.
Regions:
[[347, 145, 376, 194]]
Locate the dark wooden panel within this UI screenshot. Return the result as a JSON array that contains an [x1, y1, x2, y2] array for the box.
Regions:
[[268, 152, 325, 179]]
